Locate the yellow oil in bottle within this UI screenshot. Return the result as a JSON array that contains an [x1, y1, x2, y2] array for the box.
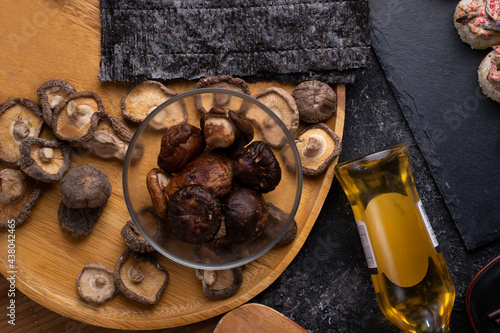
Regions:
[[335, 144, 456, 333]]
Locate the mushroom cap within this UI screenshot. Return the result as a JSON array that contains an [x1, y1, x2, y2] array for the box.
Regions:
[[0, 98, 44, 166], [194, 75, 251, 114], [0, 169, 43, 228], [265, 202, 297, 247], [58, 201, 107, 238], [253, 87, 300, 147], [292, 80, 337, 123], [60, 166, 112, 209], [36, 79, 77, 126], [295, 123, 342, 176], [146, 168, 172, 220], [195, 267, 243, 299], [121, 206, 162, 253], [113, 249, 169, 305], [77, 263, 116, 303], [121, 80, 186, 129], [19, 137, 72, 183], [52, 91, 104, 145]]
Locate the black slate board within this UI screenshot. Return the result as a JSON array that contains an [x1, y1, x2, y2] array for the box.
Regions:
[[99, 0, 371, 84], [370, 0, 500, 250]]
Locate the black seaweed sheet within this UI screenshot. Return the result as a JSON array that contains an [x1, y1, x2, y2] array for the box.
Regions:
[[370, 0, 500, 250], [99, 0, 371, 84]]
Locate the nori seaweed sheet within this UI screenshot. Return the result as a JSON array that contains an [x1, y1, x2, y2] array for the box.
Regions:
[[99, 0, 371, 84]]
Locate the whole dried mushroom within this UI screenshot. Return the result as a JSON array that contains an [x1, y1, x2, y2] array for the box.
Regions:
[[157, 123, 206, 174], [165, 185, 221, 244], [114, 250, 169, 305], [77, 263, 116, 303], [36, 79, 77, 126], [0, 169, 43, 228], [60, 166, 112, 209], [201, 107, 254, 149], [19, 137, 72, 183], [0, 98, 44, 166], [121, 80, 186, 130], [52, 91, 104, 145], [58, 203, 107, 238], [233, 141, 281, 193], [146, 168, 172, 220], [293, 80, 337, 123], [121, 206, 162, 253], [195, 267, 243, 299], [265, 203, 297, 247], [165, 151, 233, 199], [295, 123, 342, 176], [253, 87, 299, 147], [194, 75, 251, 114]]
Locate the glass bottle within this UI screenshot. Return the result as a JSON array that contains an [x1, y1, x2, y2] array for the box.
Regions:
[[334, 143, 455, 333]]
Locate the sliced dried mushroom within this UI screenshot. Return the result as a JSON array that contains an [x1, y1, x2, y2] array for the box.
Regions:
[[233, 141, 281, 193], [60, 166, 112, 209], [194, 75, 251, 114], [293, 81, 337, 123], [58, 202, 106, 237], [77, 263, 116, 303], [121, 206, 161, 253], [19, 137, 71, 183], [36, 79, 77, 126], [52, 91, 103, 145], [165, 151, 233, 199], [0, 169, 43, 228], [166, 185, 222, 244], [114, 250, 169, 305], [253, 87, 299, 147], [195, 267, 243, 299], [201, 107, 254, 149], [0, 98, 43, 166], [265, 203, 297, 247], [121, 80, 186, 130], [80, 112, 137, 161], [295, 123, 342, 176], [157, 123, 206, 174], [146, 168, 172, 220]]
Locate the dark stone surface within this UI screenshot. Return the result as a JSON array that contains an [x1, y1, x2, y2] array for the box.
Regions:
[[252, 49, 500, 332]]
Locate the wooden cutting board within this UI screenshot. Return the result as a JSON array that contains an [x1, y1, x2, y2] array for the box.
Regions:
[[0, 1, 345, 330]]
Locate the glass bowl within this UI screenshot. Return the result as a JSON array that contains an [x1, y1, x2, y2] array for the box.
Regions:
[[122, 88, 303, 270]]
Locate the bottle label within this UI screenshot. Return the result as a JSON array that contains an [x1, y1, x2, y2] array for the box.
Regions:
[[355, 220, 377, 269], [418, 200, 439, 248]]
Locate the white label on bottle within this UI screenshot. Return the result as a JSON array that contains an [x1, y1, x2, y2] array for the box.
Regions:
[[355, 220, 377, 269], [418, 200, 439, 248]]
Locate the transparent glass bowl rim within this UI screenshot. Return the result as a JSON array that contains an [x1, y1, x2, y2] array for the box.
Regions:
[[122, 87, 304, 270]]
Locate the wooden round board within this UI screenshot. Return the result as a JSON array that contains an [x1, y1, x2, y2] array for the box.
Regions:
[[0, 1, 345, 330]]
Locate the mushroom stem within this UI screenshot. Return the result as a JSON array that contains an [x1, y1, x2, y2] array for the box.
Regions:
[[37, 147, 55, 163], [302, 134, 326, 158], [128, 265, 145, 283], [66, 101, 93, 129], [12, 116, 32, 142], [94, 275, 107, 288]]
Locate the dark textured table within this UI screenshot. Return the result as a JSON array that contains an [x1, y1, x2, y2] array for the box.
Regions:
[[253, 49, 500, 332]]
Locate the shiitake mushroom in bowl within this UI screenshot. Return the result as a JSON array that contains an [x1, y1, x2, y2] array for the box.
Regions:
[[122, 88, 303, 270]]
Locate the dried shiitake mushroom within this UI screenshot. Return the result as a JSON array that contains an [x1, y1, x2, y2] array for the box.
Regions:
[[121, 206, 162, 253], [166, 185, 221, 244], [295, 123, 342, 176], [252, 87, 299, 147], [201, 107, 254, 149], [60, 166, 112, 209], [58, 202, 107, 238], [80, 112, 137, 161], [114, 250, 169, 305], [0, 169, 43, 228], [0, 98, 44, 166], [195, 267, 243, 299], [265, 203, 297, 247], [36, 79, 77, 126], [52, 91, 104, 145], [293, 80, 337, 123], [233, 141, 281, 193], [19, 137, 71, 183], [165, 151, 233, 199], [77, 263, 116, 303], [157, 123, 206, 174], [146, 168, 172, 220], [121, 80, 186, 130], [194, 75, 251, 114]]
